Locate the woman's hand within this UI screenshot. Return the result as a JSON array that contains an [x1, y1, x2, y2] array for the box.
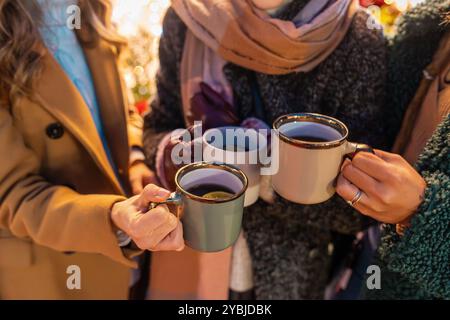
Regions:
[[129, 161, 158, 195], [336, 150, 426, 224], [111, 184, 184, 251]]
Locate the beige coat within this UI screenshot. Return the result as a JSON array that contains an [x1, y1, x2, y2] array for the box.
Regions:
[[0, 35, 143, 299]]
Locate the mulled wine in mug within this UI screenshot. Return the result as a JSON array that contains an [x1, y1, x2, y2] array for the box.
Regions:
[[272, 113, 373, 204], [149, 162, 248, 252]]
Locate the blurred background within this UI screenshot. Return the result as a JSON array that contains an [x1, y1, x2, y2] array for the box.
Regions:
[[111, 0, 426, 115]]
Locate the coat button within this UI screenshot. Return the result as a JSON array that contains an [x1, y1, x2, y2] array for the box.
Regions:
[[46, 123, 64, 139]]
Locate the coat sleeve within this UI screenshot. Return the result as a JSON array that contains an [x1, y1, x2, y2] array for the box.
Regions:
[[143, 8, 186, 171], [378, 116, 450, 299], [0, 106, 139, 269]]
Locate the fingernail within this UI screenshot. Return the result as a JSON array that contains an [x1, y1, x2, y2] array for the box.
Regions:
[[157, 188, 171, 198]]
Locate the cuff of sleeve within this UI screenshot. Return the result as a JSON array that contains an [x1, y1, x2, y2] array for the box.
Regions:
[[91, 195, 140, 269], [379, 172, 449, 297]]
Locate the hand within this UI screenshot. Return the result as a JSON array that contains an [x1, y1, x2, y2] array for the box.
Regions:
[[111, 184, 184, 251], [336, 150, 426, 224], [129, 161, 159, 195]]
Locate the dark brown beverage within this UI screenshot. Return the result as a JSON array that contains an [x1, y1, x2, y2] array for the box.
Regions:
[[288, 135, 330, 143], [186, 184, 235, 200]]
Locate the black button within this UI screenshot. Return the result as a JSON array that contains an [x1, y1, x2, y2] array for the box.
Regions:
[[63, 251, 75, 255], [46, 123, 64, 139]]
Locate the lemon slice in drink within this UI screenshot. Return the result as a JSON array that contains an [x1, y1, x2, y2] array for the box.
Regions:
[[202, 191, 234, 200]]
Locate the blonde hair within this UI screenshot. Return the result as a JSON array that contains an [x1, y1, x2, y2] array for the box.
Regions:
[[0, 0, 125, 105]]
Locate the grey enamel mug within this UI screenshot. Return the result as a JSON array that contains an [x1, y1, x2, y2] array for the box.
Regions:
[[151, 162, 248, 252]]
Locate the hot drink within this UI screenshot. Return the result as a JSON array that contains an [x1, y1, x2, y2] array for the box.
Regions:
[[187, 184, 235, 200], [288, 135, 331, 143]]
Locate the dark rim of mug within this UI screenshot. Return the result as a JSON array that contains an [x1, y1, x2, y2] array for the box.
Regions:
[[174, 162, 249, 203], [273, 113, 349, 149]]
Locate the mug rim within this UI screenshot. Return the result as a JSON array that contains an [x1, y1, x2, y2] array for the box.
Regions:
[[203, 126, 268, 154], [174, 162, 249, 203], [273, 113, 349, 149]]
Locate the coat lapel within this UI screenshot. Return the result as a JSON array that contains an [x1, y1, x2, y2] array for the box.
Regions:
[[35, 51, 124, 195], [80, 39, 131, 194]]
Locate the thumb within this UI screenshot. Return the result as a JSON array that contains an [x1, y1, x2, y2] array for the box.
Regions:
[[137, 184, 171, 210]]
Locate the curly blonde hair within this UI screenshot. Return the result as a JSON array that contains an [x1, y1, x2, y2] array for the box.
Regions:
[[0, 0, 125, 105]]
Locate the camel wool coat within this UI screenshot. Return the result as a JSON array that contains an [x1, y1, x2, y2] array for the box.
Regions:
[[0, 34, 143, 299]]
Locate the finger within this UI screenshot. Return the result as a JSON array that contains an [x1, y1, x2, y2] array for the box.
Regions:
[[373, 149, 403, 163], [342, 162, 380, 197], [336, 175, 385, 219], [131, 205, 177, 240], [336, 174, 371, 208], [340, 158, 352, 172], [136, 214, 179, 250], [351, 152, 390, 182], [137, 184, 171, 209], [151, 222, 185, 252]]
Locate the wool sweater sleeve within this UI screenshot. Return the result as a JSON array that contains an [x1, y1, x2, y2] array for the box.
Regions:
[[378, 116, 450, 299], [143, 8, 186, 171]]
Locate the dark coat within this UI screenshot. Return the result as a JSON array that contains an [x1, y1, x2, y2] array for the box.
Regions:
[[144, 2, 389, 299]]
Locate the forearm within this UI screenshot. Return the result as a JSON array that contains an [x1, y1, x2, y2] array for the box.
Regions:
[[0, 178, 138, 268]]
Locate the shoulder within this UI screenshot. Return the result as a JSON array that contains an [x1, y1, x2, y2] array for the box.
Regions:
[[321, 10, 387, 82], [393, 0, 449, 46], [341, 10, 387, 60]]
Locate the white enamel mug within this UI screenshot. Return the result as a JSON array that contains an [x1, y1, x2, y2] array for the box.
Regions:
[[203, 126, 268, 207], [272, 113, 373, 205]]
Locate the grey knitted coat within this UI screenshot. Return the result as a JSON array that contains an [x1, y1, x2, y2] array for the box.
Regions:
[[144, 1, 389, 299]]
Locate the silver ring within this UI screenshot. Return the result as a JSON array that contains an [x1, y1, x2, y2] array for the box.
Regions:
[[347, 189, 363, 207]]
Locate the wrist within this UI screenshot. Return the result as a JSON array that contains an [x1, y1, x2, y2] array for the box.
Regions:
[[110, 201, 131, 247], [396, 179, 427, 236]]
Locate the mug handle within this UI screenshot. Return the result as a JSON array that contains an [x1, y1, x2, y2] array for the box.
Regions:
[[344, 142, 374, 160], [148, 192, 184, 219]]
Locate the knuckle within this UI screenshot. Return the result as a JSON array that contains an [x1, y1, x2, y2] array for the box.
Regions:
[[352, 153, 365, 167], [134, 239, 147, 251], [343, 164, 353, 177], [380, 190, 394, 206], [143, 183, 158, 194], [150, 206, 168, 220]]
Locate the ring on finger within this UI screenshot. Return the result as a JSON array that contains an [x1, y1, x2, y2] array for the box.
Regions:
[[347, 189, 363, 207]]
